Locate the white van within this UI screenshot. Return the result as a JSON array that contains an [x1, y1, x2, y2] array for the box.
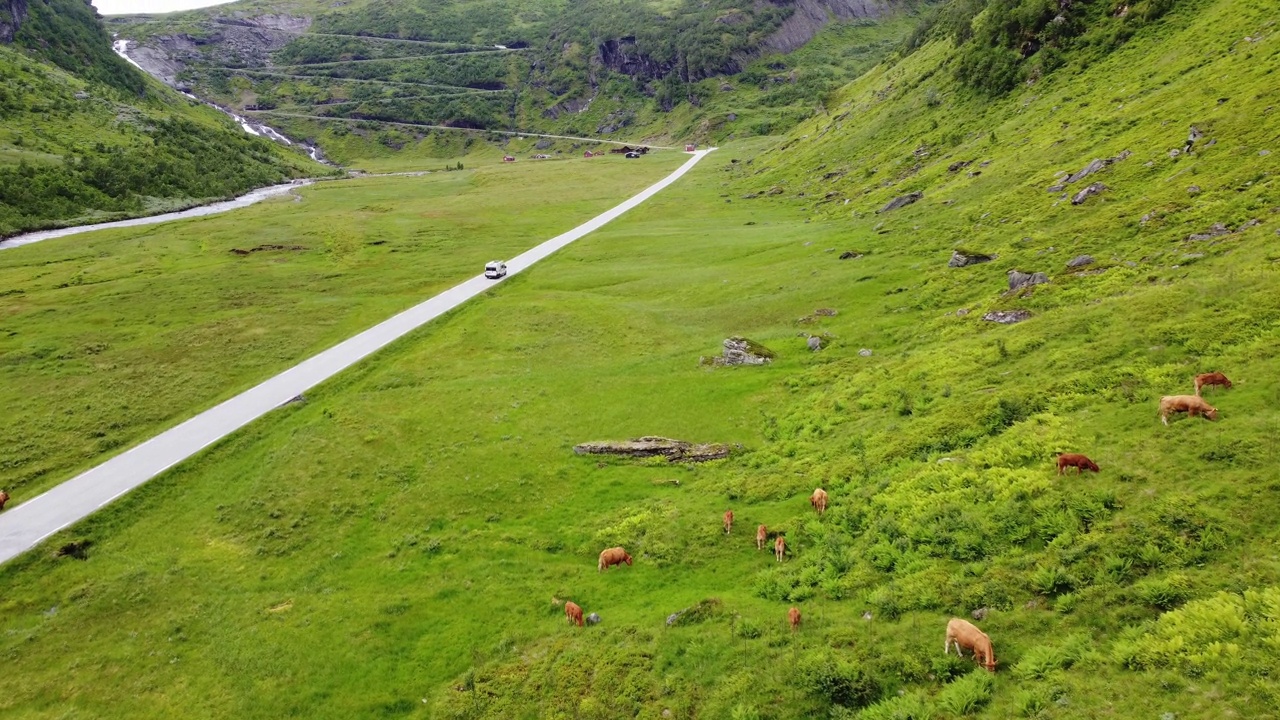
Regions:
[[484, 261, 508, 279]]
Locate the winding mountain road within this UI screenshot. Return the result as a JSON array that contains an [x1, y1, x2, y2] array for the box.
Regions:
[[0, 149, 713, 565]]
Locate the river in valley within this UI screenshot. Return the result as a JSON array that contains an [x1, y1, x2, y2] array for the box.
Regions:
[[0, 181, 312, 250]]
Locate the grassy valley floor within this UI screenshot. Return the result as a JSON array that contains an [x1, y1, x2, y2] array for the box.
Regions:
[[0, 152, 684, 503]]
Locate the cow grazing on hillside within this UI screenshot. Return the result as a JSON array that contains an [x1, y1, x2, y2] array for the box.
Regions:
[[1159, 395, 1218, 425], [723, 510, 734, 535], [774, 535, 786, 562], [1195, 372, 1233, 395], [0, 490, 8, 511], [598, 547, 633, 571], [810, 488, 829, 515], [756, 524, 768, 551], [789, 607, 802, 633], [565, 601, 584, 627], [945, 618, 997, 672], [1057, 453, 1100, 475]]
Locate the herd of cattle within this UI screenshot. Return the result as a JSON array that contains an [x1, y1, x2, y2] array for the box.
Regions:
[[0, 371, 1238, 670], [562, 370, 1236, 673]]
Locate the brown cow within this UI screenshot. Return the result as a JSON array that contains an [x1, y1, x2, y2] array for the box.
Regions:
[[788, 606, 802, 633], [598, 547, 633, 571], [565, 601, 584, 627], [1159, 395, 1218, 425], [945, 618, 997, 672], [0, 490, 8, 511], [756, 524, 768, 551], [810, 488, 829, 515], [1195, 372, 1233, 395], [774, 535, 786, 562], [723, 510, 734, 535], [1056, 453, 1100, 475]]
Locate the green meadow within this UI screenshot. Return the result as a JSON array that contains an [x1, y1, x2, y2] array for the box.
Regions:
[[0, 152, 684, 503], [3, 0, 1280, 717]]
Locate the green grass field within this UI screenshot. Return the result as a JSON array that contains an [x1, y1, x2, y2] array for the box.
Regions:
[[0, 152, 684, 504], [3, 0, 1280, 717]]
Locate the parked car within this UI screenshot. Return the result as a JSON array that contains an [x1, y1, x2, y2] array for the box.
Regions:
[[625, 151, 641, 159], [484, 261, 508, 279]]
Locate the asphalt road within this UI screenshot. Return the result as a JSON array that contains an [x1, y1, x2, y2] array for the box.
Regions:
[[0, 149, 713, 565]]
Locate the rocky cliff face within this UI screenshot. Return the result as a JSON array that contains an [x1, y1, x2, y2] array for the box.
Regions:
[[762, 0, 887, 54], [0, 0, 29, 44], [597, 36, 674, 82], [128, 14, 310, 88]]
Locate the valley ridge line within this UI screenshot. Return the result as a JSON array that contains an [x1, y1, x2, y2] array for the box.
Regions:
[[0, 149, 714, 565]]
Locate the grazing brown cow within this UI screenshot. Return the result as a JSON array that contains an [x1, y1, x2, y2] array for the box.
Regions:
[[788, 607, 802, 633], [723, 510, 734, 535], [945, 618, 997, 672], [598, 547, 633, 571], [810, 488, 829, 515], [756, 524, 768, 551], [1159, 395, 1218, 425], [774, 535, 786, 562], [1057, 453, 1100, 475], [1195, 372, 1233, 395], [565, 601, 584, 627], [0, 490, 9, 511]]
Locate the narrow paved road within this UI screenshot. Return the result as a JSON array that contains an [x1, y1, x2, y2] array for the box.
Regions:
[[0, 149, 713, 565]]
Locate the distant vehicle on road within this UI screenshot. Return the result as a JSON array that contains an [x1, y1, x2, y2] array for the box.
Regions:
[[625, 152, 642, 159], [484, 261, 508, 279]]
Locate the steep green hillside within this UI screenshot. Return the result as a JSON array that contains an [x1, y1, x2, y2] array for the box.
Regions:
[[0, 0, 320, 237], [2, 0, 1280, 718], [109, 0, 926, 160]]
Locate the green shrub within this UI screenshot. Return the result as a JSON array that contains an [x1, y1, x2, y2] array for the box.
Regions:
[[1135, 573, 1193, 610], [1029, 565, 1075, 597], [854, 689, 932, 720], [796, 651, 883, 709], [934, 670, 994, 715]]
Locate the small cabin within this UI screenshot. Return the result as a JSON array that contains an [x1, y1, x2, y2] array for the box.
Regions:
[[583, 151, 594, 158], [685, 143, 697, 152]]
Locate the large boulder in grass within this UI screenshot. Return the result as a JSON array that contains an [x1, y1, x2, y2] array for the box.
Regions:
[[719, 337, 776, 366], [877, 191, 923, 213], [949, 250, 995, 268], [1008, 270, 1049, 292]]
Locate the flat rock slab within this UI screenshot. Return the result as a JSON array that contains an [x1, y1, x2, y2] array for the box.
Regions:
[[982, 310, 1032, 324], [877, 191, 922, 213], [573, 436, 733, 463]]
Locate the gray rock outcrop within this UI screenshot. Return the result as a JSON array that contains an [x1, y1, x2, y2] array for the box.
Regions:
[[982, 310, 1032, 324], [1066, 255, 1095, 268], [1071, 182, 1107, 205], [572, 437, 733, 463], [949, 250, 995, 267], [0, 0, 29, 44], [761, 0, 887, 54], [1052, 150, 1131, 190], [713, 337, 775, 366], [586, 613, 601, 625], [1008, 270, 1049, 291], [877, 191, 923, 213]]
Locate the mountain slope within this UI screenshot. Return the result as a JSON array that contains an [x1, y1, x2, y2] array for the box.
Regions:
[[0, 0, 321, 238], [108, 0, 926, 162]]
